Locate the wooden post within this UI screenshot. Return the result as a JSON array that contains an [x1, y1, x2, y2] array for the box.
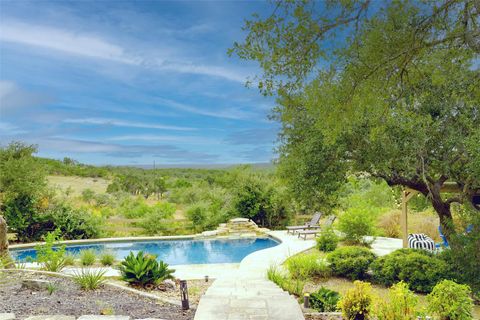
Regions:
[[401, 191, 409, 248], [401, 189, 418, 248]]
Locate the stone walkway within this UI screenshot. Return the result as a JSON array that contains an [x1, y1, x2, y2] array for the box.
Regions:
[[194, 231, 316, 320]]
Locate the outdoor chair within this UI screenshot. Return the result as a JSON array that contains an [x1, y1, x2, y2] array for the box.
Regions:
[[297, 215, 336, 240], [286, 212, 323, 234], [408, 233, 435, 252]]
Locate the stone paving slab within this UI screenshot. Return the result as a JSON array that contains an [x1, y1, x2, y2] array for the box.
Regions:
[[194, 231, 315, 320], [78, 316, 130, 320], [25, 316, 76, 320], [0, 314, 16, 320]]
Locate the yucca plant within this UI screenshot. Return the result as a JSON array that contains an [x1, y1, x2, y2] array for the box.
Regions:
[[72, 268, 106, 290], [118, 251, 175, 287]]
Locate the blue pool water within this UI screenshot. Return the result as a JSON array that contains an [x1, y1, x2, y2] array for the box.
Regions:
[[11, 237, 279, 265]]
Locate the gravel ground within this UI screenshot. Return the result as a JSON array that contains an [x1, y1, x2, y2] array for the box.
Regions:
[[0, 271, 195, 320]]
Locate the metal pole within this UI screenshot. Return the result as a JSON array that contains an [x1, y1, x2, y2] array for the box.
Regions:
[[303, 293, 309, 308]]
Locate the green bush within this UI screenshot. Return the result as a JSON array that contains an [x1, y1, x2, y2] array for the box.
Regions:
[[79, 249, 96, 266], [337, 280, 373, 320], [309, 287, 340, 312], [118, 198, 151, 218], [374, 281, 418, 320], [139, 202, 176, 235], [35, 229, 66, 272], [64, 253, 77, 266], [316, 228, 339, 252], [327, 246, 376, 280], [371, 249, 449, 293], [186, 202, 211, 232], [427, 280, 473, 320], [99, 251, 115, 266], [285, 253, 331, 280], [72, 268, 106, 290], [119, 251, 175, 286], [49, 204, 103, 240], [338, 207, 376, 245]]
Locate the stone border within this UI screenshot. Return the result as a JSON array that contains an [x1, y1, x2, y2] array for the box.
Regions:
[[0, 268, 186, 307]]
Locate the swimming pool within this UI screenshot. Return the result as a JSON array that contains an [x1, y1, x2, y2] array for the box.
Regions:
[[11, 237, 280, 265]]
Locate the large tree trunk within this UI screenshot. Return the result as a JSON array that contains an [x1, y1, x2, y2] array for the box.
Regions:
[[430, 189, 456, 243]]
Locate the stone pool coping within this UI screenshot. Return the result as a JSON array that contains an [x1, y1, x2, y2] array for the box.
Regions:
[[9, 233, 281, 249]]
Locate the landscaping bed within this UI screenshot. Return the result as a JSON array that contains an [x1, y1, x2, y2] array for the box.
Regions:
[[0, 270, 195, 320]]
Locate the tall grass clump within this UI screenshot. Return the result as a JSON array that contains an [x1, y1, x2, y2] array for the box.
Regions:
[[36, 229, 66, 272], [72, 268, 106, 290], [266, 264, 305, 297], [99, 251, 115, 266], [79, 249, 96, 266]]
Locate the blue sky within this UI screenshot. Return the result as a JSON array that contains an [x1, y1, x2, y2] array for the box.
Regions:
[[0, 0, 278, 166]]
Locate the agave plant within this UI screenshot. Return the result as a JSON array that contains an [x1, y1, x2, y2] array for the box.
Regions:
[[118, 251, 175, 286]]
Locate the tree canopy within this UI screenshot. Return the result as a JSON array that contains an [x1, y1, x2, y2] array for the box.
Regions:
[[231, 0, 480, 237]]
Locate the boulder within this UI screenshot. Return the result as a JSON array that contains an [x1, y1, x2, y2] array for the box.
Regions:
[[21, 279, 51, 291]]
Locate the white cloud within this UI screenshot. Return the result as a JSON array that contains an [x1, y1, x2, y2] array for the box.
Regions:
[[0, 20, 247, 83], [62, 117, 196, 131], [0, 121, 28, 135], [106, 134, 220, 144]]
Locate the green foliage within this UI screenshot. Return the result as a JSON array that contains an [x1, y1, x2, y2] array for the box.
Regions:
[[36, 229, 66, 272], [231, 0, 480, 243], [186, 202, 212, 232], [138, 202, 176, 235], [266, 264, 305, 297], [337, 281, 373, 320], [327, 246, 376, 280], [118, 251, 175, 286], [427, 280, 473, 320], [64, 253, 77, 266], [371, 249, 449, 293], [118, 198, 151, 218], [46, 282, 58, 295], [309, 287, 340, 312], [81, 189, 95, 204], [79, 249, 96, 266], [338, 207, 376, 245], [316, 228, 339, 252], [285, 253, 331, 280], [48, 204, 103, 240], [374, 282, 418, 320], [99, 251, 115, 266], [72, 268, 107, 290]]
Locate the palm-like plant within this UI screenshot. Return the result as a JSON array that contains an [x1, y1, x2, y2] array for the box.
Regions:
[[118, 251, 175, 286]]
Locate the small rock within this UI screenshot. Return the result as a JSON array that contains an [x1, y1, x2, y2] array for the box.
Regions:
[[162, 279, 176, 289], [0, 313, 15, 320], [78, 316, 130, 320], [21, 279, 50, 291]]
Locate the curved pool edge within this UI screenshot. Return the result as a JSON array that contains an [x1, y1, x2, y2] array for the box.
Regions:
[[9, 232, 281, 250]]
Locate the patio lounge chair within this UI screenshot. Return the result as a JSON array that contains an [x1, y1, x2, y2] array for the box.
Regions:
[[286, 212, 323, 234], [297, 215, 337, 240]]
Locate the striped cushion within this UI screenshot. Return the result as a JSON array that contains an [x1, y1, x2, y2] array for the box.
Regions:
[[408, 233, 435, 251]]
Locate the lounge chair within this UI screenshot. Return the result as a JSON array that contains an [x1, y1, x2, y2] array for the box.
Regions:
[[286, 212, 323, 234], [297, 215, 336, 240]]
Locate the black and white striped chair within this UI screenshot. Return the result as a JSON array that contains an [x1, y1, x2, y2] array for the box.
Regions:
[[408, 233, 435, 252]]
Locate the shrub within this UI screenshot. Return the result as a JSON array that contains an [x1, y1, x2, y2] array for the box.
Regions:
[[285, 253, 331, 280], [371, 249, 448, 293], [374, 281, 418, 320], [338, 207, 376, 245], [64, 253, 77, 266], [35, 229, 66, 272], [79, 249, 96, 266], [316, 227, 339, 252], [309, 287, 340, 312], [139, 202, 176, 235], [337, 280, 373, 320], [186, 202, 210, 232], [99, 251, 115, 266], [119, 251, 175, 286], [49, 204, 103, 239], [327, 246, 376, 280], [72, 268, 107, 290], [378, 211, 401, 238], [427, 280, 473, 320], [118, 198, 151, 218]]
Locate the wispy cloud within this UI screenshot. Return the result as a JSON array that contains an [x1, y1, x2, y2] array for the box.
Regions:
[[0, 80, 53, 112], [0, 121, 28, 135], [106, 134, 220, 144], [0, 20, 247, 83], [63, 117, 196, 131], [154, 97, 255, 120]]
